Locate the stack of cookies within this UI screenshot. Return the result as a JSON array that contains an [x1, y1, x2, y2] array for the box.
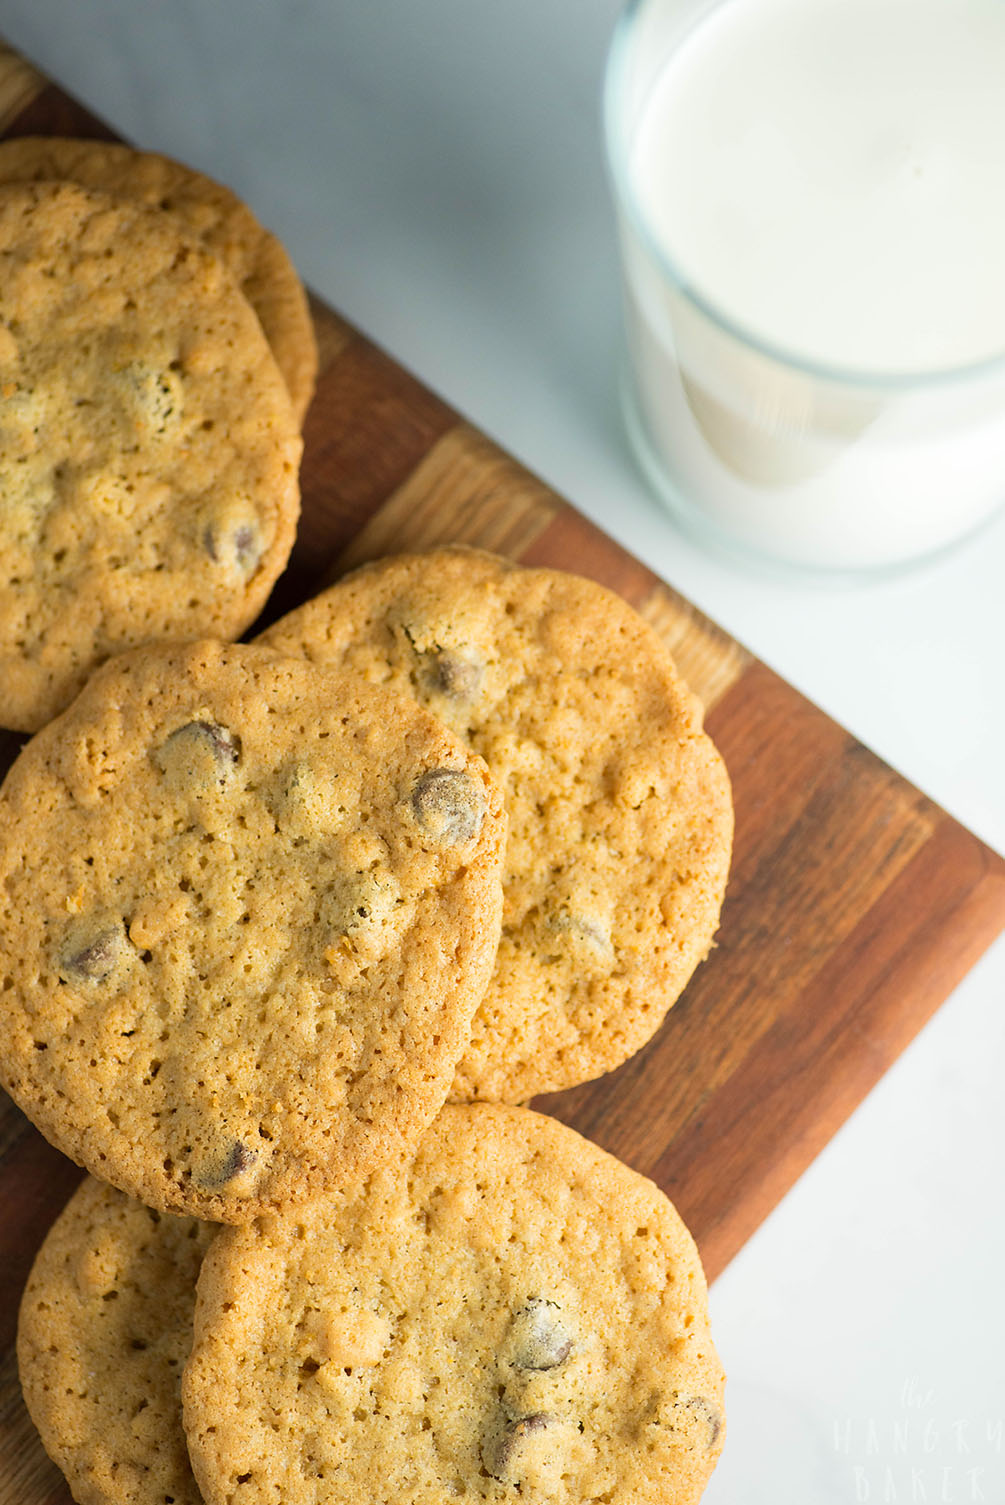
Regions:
[[0, 141, 732, 1505]]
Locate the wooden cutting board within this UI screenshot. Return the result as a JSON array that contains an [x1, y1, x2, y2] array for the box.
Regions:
[[1, 38, 1004, 1505]]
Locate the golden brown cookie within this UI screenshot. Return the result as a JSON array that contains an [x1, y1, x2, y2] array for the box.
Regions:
[[18, 1176, 212, 1505], [258, 547, 733, 1101], [0, 641, 506, 1220], [0, 136, 317, 423], [0, 180, 302, 733], [183, 1104, 725, 1505]]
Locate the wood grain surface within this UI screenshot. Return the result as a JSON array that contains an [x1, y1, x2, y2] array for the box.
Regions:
[[1, 39, 1004, 1505]]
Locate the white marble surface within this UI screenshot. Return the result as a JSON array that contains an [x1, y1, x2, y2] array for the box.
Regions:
[[3, 2, 1002, 1498]]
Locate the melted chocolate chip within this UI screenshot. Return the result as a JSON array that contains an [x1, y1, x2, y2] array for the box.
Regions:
[[425, 649, 483, 702], [155, 720, 239, 790], [485, 1412, 555, 1483], [233, 525, 258, 569], [203, 519, 261, 576], [683, 1395, 722, 1448], [221, 1141, 258, 1181], [197, 1139, 261, 1190], [548, 910, 612, 953], [509, 1298, 574, 1371], [59, 921, 127, 985], [411, 768, 485, 844]]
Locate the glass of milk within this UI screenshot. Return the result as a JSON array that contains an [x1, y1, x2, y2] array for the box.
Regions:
[[605, 0, 1005, 572]]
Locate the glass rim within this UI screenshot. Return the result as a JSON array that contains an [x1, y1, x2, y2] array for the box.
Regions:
[[602, 0, 1005, 394]]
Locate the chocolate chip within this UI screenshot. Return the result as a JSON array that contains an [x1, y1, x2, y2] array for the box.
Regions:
[[508, 1299, 574, 1370], [547, 910, 612, 953], [656, 1393, 723, 1449], [411, 768, 485, 844], [484, 1412, 555, 1483], [541, 910, 614, 973], [231, 526, 259, 572], [59, 920, 127, 984], [400, 624, 483, 704], [197, 1138, 261, 1190], [221, 1142, 258, 1181], [203, 519, 261, 576], [683, 1395, 722, 1448], [155, 720, 239, 790], [425, 649, 483, 702]]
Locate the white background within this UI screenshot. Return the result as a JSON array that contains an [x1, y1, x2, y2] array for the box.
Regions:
[[2, 3, 1002, 1499]]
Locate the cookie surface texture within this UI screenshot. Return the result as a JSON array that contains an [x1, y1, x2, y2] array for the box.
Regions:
[[0, 180, 301, 732], [0, 136, 318, 423], [17, 1175, 212, 1505], [0, 641, 506, 1219], [183, 1104, 725, 1505], [258, 547, 733, 1100]]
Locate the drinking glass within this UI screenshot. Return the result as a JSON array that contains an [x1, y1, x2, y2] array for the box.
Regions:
[[603, 0, 1005, 572]]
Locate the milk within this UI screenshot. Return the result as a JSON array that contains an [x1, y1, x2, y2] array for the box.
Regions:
[[608, 0, 1005, 570]]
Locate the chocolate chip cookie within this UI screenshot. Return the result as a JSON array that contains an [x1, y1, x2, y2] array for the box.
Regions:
[[258, 547, 733, 1101], [0, 180, 302, 732], [183, 1104, 725, 1505], [0, 641, 506, 1219], [18, 1175, 213, 1505], [0, 136, 317, 423]]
